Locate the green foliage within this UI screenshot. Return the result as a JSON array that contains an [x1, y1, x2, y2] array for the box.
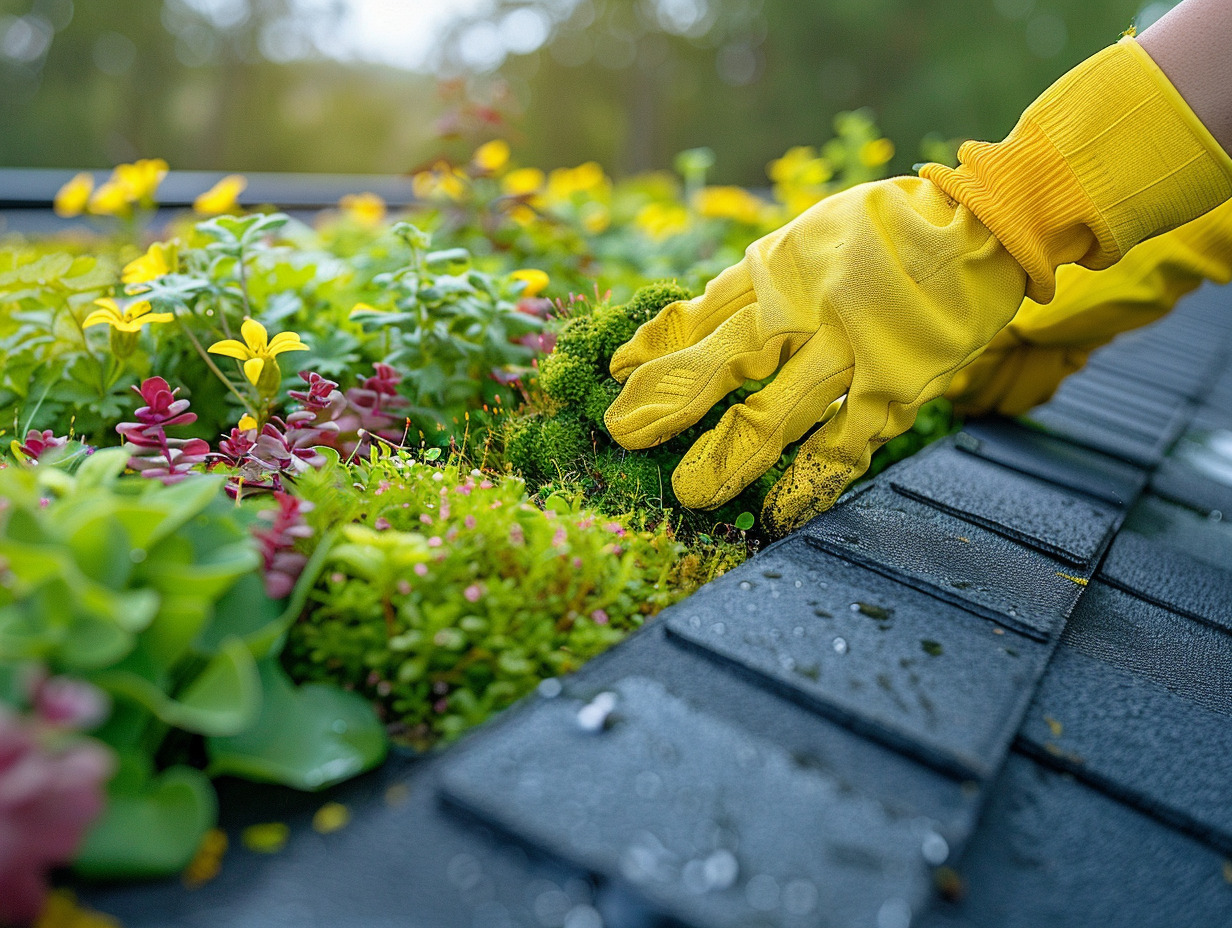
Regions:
[[0, 454, 386, 878], [284, 443, 740, 748]]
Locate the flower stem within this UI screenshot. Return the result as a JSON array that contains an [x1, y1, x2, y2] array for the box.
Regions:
[[176, 311, 256, 416]]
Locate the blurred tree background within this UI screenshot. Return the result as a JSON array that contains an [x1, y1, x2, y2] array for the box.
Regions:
[[0, 0, 1171, 182]]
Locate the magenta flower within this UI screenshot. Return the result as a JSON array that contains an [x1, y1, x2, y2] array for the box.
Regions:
[[115, 377, 209, 484], [15, 430, 69, 463]]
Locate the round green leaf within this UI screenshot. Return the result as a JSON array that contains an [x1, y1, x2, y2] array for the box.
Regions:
[[208, 659, 387, 791], [74, 765, 217, 879]]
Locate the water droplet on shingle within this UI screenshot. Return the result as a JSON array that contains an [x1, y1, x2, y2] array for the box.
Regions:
[[576, 692, 617, 732], [833, 637, 848, 655], [921, 831, 949, 865]]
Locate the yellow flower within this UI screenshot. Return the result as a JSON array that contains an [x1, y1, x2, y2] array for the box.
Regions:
[[411, 162, 468, 201], [33, 889, 121, 928], [472, 139, 510, 174], [112, 158, 168, 205], [87, 181, 130, 217], [693, 186, 766, 225], [238, 414, 258, 431], [339, 192, 386, 227], [122, 241, 177, 287], [208, 318, 308, 388], [82, 297, 174, 333], [546, 162, 607, 201], [580, 201, 611, 234], [859, 138, 895, 167], [194, 175, 247, 215], [501, 167, 544, 196], [507, 204, 538, 227], [635, 201, 690, 240], [510, 268, 550, 297], [54, 172, 94, 217]]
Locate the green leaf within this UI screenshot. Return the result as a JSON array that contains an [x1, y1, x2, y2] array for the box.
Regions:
[[734, 512, 755, 531], [207, 659, 387, 790], [73, 447, 130, 489], [75, 764, 217, 879], [96, 637, 260, 736]]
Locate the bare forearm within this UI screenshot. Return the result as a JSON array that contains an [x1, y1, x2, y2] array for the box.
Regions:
[[1139, 0, 1232, 155]]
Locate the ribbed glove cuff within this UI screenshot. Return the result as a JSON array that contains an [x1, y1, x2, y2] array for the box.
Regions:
[[920, 37, 1232, 303]]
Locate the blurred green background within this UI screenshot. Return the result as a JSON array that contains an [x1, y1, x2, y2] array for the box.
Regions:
[[0, 0, 1173, 183]]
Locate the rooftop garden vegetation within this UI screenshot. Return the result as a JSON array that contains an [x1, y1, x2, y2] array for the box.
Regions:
[[0, 112, 956, 923]]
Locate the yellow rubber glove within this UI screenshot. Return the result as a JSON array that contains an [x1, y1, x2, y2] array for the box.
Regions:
[[947, 198, 1232, 417], [606, 37, 1232, 535]]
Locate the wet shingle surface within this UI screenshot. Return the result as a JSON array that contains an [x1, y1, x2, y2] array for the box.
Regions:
[[441, 676, 937, 928], [80, 279, 1232, 927], [955, 420, 1145, 506], [889, 444, 1119, 565], [664, 537, 1046, 781], [918, 755, 1232, 928], [803, 483, 1088, 640], [1100, 531, 1232, 633]]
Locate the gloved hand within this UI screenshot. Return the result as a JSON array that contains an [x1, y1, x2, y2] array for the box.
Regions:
[[605, 37, 1232, 535], [947, 198, 1232, 416]]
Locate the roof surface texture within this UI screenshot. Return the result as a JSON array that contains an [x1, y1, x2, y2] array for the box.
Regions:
[[86, 282, 1232, 928]]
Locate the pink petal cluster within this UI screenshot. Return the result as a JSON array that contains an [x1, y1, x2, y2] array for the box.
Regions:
[[0, 676, 114, 924], [115, 377, 209, 484]]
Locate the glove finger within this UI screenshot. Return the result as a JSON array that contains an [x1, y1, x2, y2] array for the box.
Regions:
[[610, 260, 756, 383], [605, 303, 827, 450], [670, 333, 854, 510]]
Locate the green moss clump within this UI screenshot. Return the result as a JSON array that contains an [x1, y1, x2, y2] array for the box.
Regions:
[[623, 281, 692, 325], [538, 351, 595, 406]]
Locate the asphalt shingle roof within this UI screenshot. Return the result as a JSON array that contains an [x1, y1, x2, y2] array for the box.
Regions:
[[85, 281, 1232, 928]]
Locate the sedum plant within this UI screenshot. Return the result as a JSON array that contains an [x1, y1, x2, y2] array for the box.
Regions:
[[0, 451, 386, 881], [284, 443, 741, 748]]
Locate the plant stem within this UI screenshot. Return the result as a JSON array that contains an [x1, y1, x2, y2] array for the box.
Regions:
[[176, 311, 256, 415]]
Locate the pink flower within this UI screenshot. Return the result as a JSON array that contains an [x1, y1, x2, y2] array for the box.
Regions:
[[427, 536, 442, 548], [0, 708, 115, 924], [509, 523, 525, 546], [463, 583, 483, 603], [591, 609, 609, 625], [32, 676, 109, 730], [464, 515, 476, 530], [414, 563, 429, 577], [552, 526, 568, 547], [420, 514, 433, 525]]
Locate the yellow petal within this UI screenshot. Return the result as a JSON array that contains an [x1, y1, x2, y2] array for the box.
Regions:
[[501, 167, 544, 196], [238, 414, 258, 430], [82, 309, 118, 328], [54, 172, 94, 217], [473, 139, 510, 173], [243, 357, 265, 386], [121, 242, 174, 284], [207, 339, 252, 360], [510, 268, 550, 297], [266, 331, 309, 355], [240, 318, 268, 353], [194, 175, 247, 216], [338, 192, 385, 227], [135, 312, 175, 328]]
